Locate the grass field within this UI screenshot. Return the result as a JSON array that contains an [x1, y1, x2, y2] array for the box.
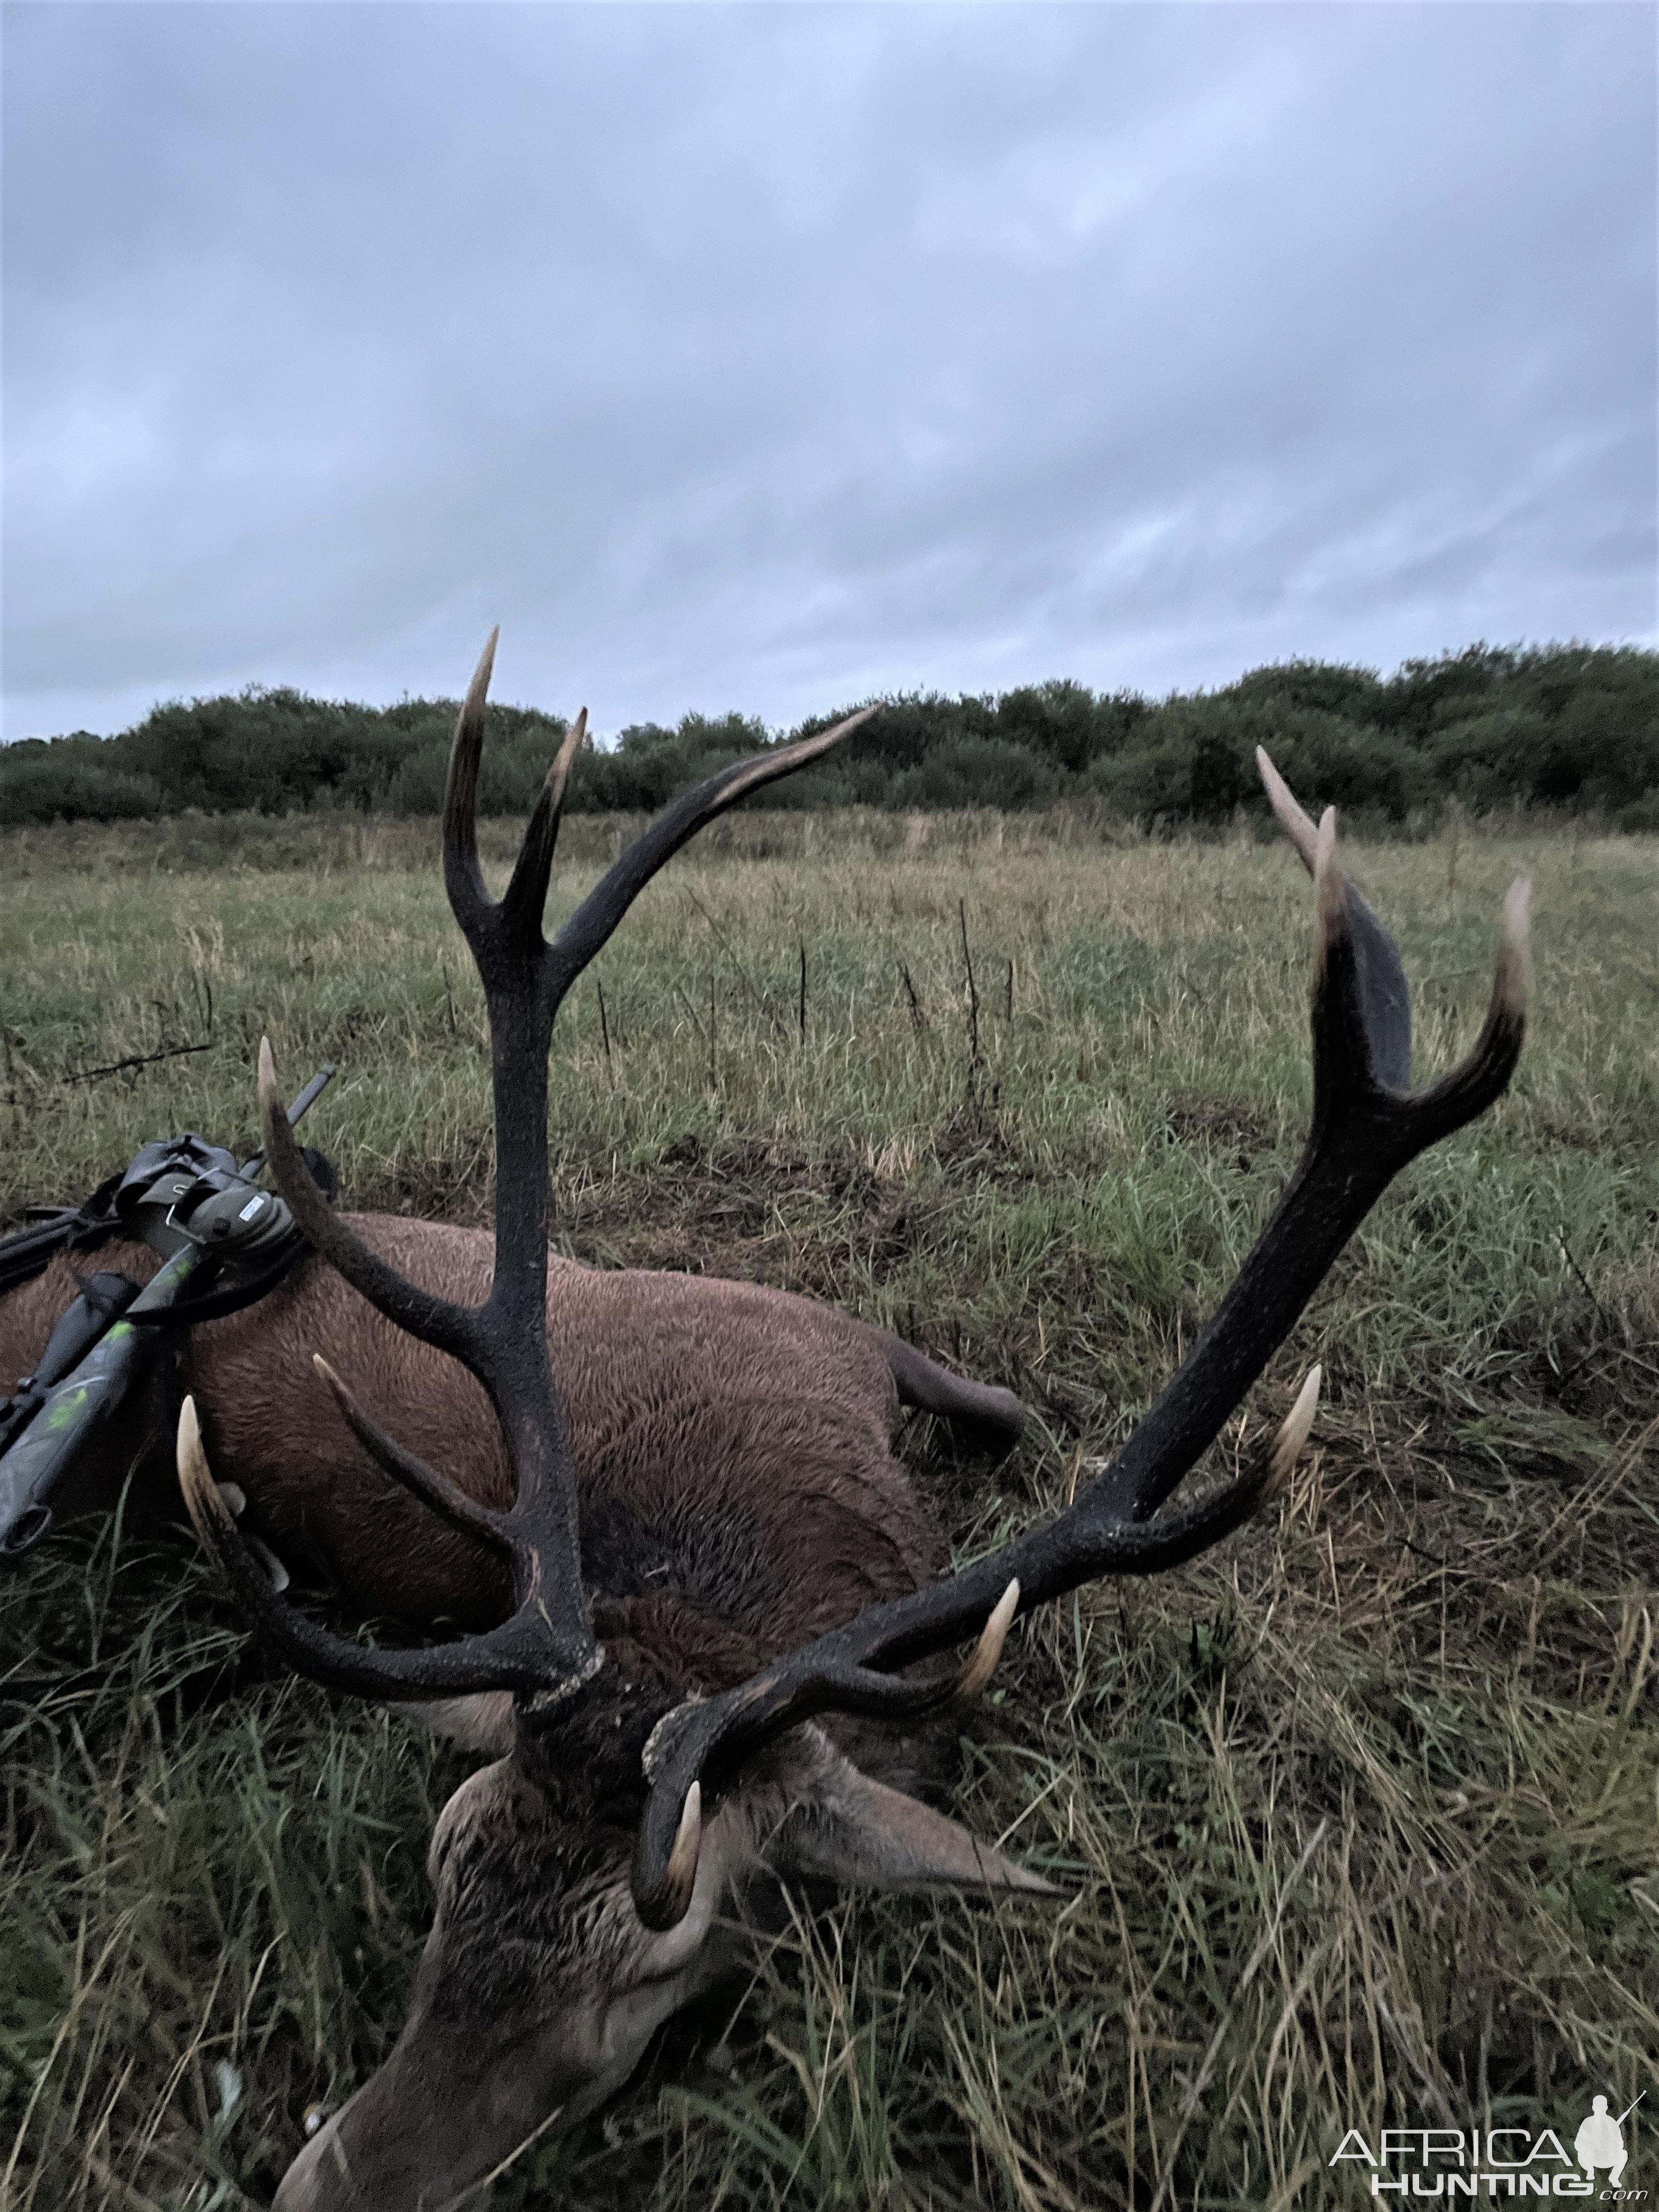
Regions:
[[1, 803, 1656, 2211]]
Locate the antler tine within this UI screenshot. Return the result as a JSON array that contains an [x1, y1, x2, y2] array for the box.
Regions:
[[259, 1041, 480, 1360], [955, 1577, 1020, 1699], [1409, 873, 1531, 1143], [309, 1355, 510, 1554], [441, 627, 500, 945], [177, 1397, 558, 1700], [1255, 744, 1320, 872], [1263, 1363, 1322, 1493], [628, 772, 1530, 1927], [548, 709, 875, 992], [500, 709, 588, 952], [1261, 747, 1413, 1092]]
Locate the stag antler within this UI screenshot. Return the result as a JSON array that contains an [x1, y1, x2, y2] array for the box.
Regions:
[[624, 763, 1531, 1923], [179, 634, 870, 1703], [178, 696, 1529, 1935]]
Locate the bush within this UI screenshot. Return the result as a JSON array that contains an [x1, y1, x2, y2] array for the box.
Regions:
[[4, 646, 1653, 827], [0, 753, 163, 826], [890, 737, 1062, 811]]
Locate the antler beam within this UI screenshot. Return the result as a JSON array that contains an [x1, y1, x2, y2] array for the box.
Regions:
[[187, 635, 871, 1707], [627, 768, 1531, 1925]]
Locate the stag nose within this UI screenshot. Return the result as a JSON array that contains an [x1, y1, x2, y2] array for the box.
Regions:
[[269, 2022, 591, 2212], [271, 2107, 346, 2211], [272, 2085, 439, 2212], [272, 2089, 445, 2212]]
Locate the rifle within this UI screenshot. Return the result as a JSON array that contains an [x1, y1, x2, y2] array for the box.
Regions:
[[0, 1066, 335, 1556]]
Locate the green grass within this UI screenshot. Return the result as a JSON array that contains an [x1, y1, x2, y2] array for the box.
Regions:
[[2, 806, 1656, 2210]]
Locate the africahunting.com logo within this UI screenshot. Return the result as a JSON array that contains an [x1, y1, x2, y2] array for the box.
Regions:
[[1331, 2097, 1644, 2199]]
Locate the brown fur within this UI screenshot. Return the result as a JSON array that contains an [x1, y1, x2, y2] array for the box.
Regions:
[[1, 1217, 1021, 1633], [4, 1207, 1032, 2212]]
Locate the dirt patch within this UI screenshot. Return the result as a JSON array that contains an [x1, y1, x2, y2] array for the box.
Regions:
[[553, 1134, 938, 1301], [1256, 1390, 1659, 1707], [1162, 1095, 1275, 1155], [931, 1107, 1032, 1181]]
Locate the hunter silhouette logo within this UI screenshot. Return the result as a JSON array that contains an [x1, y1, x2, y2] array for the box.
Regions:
[[1331, 2095, 1645, 2198], [1576, 2096, 1641, 2191]]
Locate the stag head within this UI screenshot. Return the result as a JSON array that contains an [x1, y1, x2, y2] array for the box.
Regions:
[[270, 1695, 1048, 2211], [178, 641, 1530, 2210]]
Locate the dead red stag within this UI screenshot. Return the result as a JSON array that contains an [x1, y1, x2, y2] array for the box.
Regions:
[[145, 636, 1528, 2208]]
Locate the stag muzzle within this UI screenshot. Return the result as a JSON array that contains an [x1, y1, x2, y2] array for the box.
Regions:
[[274, 2013, 600, 2212], [273, 1945, 728, 2210]]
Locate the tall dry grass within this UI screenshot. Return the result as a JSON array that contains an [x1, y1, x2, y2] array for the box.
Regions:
[[2, 807, 1655, 2209]]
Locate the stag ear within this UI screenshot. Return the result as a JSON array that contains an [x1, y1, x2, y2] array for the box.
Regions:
[[760, 1728, 1060, 1898]]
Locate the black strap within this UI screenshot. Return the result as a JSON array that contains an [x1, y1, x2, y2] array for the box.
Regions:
[[121, 1243, 312, 1328], [0, 1173, 125, 1296]]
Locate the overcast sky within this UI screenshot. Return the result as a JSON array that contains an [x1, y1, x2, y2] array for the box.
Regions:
[[3, 3, 1653, 744]]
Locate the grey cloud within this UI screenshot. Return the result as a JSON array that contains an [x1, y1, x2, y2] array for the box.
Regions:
[[3, 2, 1652, 742]]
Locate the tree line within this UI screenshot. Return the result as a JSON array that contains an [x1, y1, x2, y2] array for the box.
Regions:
[[2, 642, 1654, 832]]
